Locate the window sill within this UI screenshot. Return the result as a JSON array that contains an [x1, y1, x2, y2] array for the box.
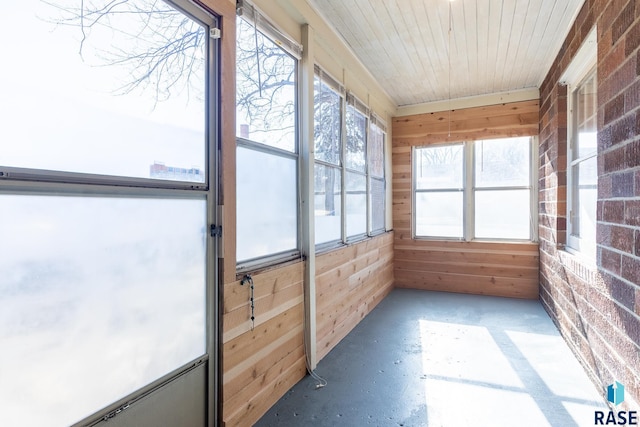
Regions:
[[558, 249, 598, 283], [315, 230, 393, 256], [236, 252, 303, 278], [413, 236, 537, 245]]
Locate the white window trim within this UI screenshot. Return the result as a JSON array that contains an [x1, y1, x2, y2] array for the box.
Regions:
[[562, 27, 597, 259], [413, 137, 537, 242], [413, 142, 466, 240]]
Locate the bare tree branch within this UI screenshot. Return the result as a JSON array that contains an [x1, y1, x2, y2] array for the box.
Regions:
[[40, 0, 205, 105]]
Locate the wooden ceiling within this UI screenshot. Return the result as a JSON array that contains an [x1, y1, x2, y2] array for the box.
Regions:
[[307, 0, 585, 108]]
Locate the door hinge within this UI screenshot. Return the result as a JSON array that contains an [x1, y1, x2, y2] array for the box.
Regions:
[[210, 224, 222, 237]]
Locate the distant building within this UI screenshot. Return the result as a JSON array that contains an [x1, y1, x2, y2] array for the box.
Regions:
[[149, 161, 204, 183]]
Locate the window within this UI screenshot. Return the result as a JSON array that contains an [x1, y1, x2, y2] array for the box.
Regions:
[[0, 196, 207, 425], [563, 27, 597, 259], [369, 116, 387, 234], [568, 70, 597, 257], [1, 2, 207, 182], [415, 144, 464, 238], [345, 94, 369, 239], [313, 66, 387, 248], [236, 8, 301, 267], [0, 1, 216, 425], [314, 68, 344, 246], [475, 138, 532, 239], [414, 137, 535, 241]]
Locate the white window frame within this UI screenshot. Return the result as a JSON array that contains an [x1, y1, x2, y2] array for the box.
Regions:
[[413, 142, 466, 240], [413, 137, 537, 242], [473, 137, 537, 240], [561, 27, 597, 259]]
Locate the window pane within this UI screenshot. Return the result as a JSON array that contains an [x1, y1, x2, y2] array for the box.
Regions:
[[475, 138, 530, 188], [371, 177, 386, 232], [346, 172, 367, 236], [415, 145, 463, 189], [475, 190, 531, 239], [314, 77, 342, 165], [574, 71, 597, 160], [0, 0, 206, 181], [0, 195, 206, 427], [346, 106, 367, 172], [237, 146, 297, 262], [236, 17, 296, 152], [368, 124, 385, 178], [315, 164, 342, 244], [571, 156, 597, 241], [415, 192, 463, 238]]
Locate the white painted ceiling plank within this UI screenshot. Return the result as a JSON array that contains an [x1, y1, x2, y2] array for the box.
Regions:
[[509, 0, 545, 89], [353, 0, 413, 104], [398, 0, 439, 103], [500, 0, 532, 91], [409, 0, 440, 101], [306, 0, 586, 108], [486, 0, 505, 95], [533, 0, 582, 86], [421, 0, 451, 103], [475, 0, 492, 100], [492, 0, 518, 94], [462, 0, 479, 97], [524, 0, 569, 85], [384, 0, 427, 104], [450, 0, 470, 99]]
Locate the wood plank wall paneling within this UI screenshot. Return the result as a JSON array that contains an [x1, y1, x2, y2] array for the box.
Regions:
[[394, 240, 540, 299], [222, 232, 395, 426], [315, 232, 395, 362], [222, 262, 306, 427], [392, 101, 540, 299], [392, 99, 539, 145]]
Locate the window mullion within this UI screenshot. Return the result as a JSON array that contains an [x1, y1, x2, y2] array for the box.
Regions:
[[530, 136, 539, 241], [365, 118, 371, 235], [340, 95, 347, 244], [465, 141, 474, 241], [412, 146, 417, 238], [474, 185, 532, 191]]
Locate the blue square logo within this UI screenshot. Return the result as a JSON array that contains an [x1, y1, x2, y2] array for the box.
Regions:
[[607, 381, 625, 406]]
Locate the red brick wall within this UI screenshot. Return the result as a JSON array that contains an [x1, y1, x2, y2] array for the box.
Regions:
[[539, 0, 640, 409]]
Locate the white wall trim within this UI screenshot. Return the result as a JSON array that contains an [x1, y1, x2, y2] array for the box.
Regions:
[[559, 26, 597, 86], [395, 88, 540, 117]]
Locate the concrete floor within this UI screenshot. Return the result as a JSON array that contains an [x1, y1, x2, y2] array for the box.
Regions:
[[256, 289, 607, 427]]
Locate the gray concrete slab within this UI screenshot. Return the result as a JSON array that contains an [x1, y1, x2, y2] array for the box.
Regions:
[[255, 289, 607, 427]]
